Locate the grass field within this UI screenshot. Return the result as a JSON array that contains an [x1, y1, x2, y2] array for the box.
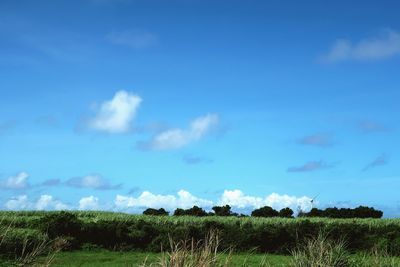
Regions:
[[2, 211, 400, 266], [25, 251, 400, 267], [40, 251, 291, 267]]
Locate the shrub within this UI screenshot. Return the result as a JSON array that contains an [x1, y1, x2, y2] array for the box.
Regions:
[[211, 205, 236, 216], [251, 206, 279, 217], [37, 211, 82, 249], [303, 206, 383, 219], [174, 206, 208, 217], [143, 208, 169, 216], [279, 208, 294, 218]]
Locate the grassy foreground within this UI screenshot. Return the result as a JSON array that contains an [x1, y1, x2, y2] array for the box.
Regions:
[[40, 251, 291, 267], [31, 251, 400, 267]]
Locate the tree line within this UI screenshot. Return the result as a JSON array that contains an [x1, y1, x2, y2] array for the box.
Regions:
[[143, 205, 383, 218]]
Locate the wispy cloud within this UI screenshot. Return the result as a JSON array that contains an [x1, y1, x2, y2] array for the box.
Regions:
[[362, 154, 388, 172], [40, 179, 61, 186], [137, 114, 219, 150], [88, 90, 142, 133], [358, 120, 389, 133], [65, 174, 122, 190], [106, 30, 158, 49], [287, 161, 334, 173], [182, 155, 213, 165], [35, 115, 58, 128], [297, 133, 333, 147], [320, 29, 400, 63], [0, 120, 16, 134], [0, 172, 30, 189]]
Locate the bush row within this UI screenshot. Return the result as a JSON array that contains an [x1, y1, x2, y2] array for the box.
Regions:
[[143, 205, 383, 219]]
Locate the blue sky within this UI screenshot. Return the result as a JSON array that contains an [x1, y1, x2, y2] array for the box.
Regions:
[[0, 0, 399, 216]]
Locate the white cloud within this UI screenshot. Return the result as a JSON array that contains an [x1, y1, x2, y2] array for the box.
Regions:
[[88, 90, 142, 133], [5, 195, 31, 210], [35, 195, 69, 210], [321, 29, 400, 63], [79, 196, 99, 210], [3, 190, 313, 214], [115, 190, 213, 211], [114, 189, 312, 213], [5, 195, 69, 211], [140, 114, 219, 150], [219, 190, 313, 212], [0, 172, 29, 189]]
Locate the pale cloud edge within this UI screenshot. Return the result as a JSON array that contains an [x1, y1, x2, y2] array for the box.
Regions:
[[138, 113, 220, 150], [0, 172, 30, 189], [320, 29, 400, 63]]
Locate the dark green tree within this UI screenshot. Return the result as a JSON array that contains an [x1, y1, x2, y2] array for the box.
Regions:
[[251, 206, 279, 217], [278, 207, 294, 218], [143, 208, 169, 216], [173, 206, 208, 216], [212, 205, 233, 216]]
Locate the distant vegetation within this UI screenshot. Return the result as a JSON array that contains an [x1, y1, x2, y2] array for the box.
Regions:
[[300, 206, 383, 218], [144, 205, 383, 219]]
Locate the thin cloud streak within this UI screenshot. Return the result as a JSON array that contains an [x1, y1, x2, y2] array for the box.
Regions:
[[297, 133, 333, 147], [287, 161, 334, 173], [362, 154, 388, 172], [106, 30, 158, 49]]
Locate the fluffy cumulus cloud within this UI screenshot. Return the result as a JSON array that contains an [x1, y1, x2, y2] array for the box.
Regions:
[[114, 189, 312, 213], [287, 161, 333, 173], [115, 190, 213, 210], [219, 190, 313, 212], [5, 195, 69, 210], [66, 174, 121, 190], [88, 90, 142, 133], [321, 29, 400, 63], [139, 114, 219, 150], [0, 172, 29, 189], [79, 196, 99, 210], [3, 189, 313, 213]]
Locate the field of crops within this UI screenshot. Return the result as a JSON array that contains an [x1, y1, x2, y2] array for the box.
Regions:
[[2, 211, 400, 256]]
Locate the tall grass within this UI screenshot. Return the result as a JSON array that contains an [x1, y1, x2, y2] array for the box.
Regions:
[[350, 248, 399, 267], [0, 216, 66, 267], [289, 231, 400, 267], [141, 231, 274, 267], [289, 232, 350, 267], [141, 230, 231, 267]]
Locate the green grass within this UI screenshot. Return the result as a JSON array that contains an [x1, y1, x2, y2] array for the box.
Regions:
[[33, 251, 400, 267], [39, 251, 292, 267]]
